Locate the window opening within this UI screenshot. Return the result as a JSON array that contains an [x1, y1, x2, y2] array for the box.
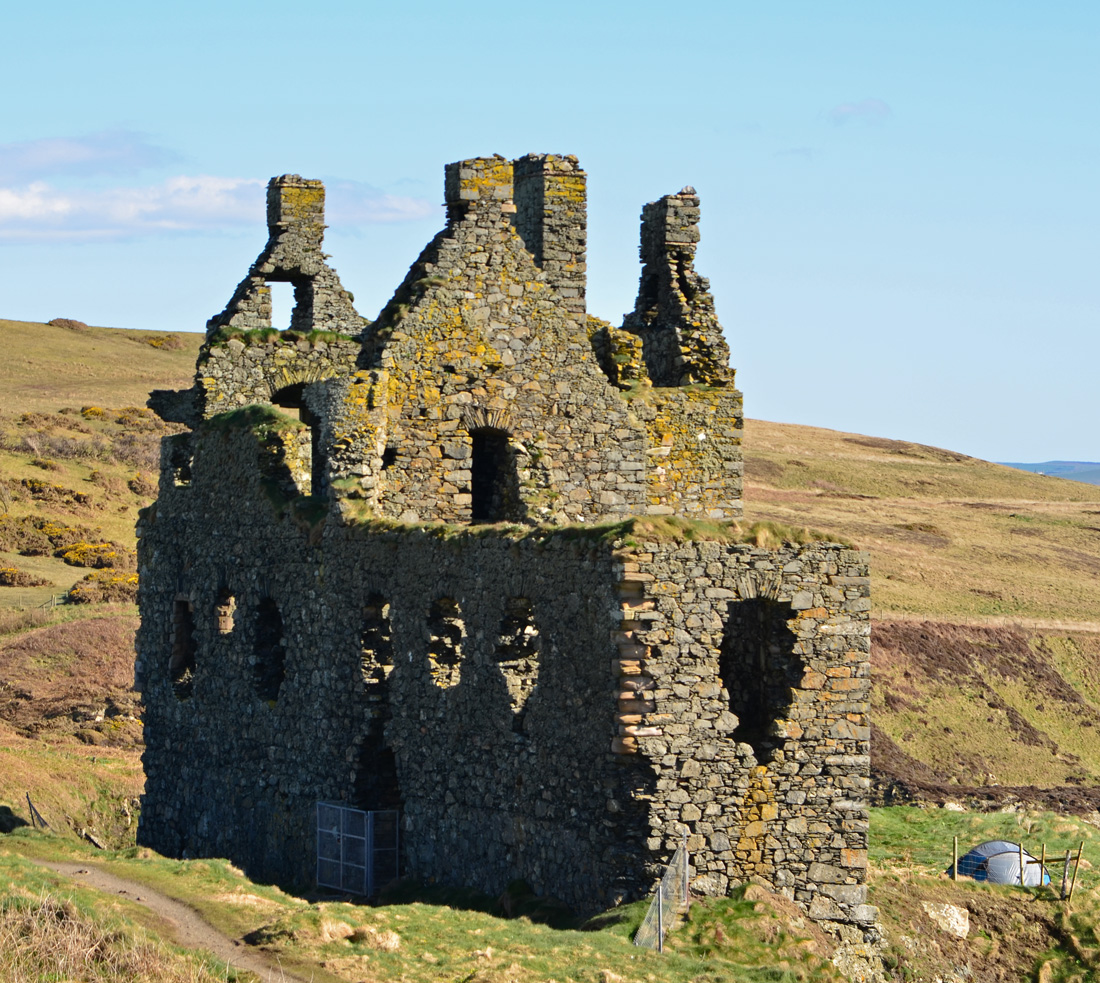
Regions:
[[169, 438, 192, 487], [427, 597, 464, 689], [253, 597, 287, 702], [360, 595, 394, 689], [271, 384, 325, 495], [718, 598, 800, 763], [494, 597, 540, 734], [269, 280, 295, 331], [169, 599, 196, 701], [470, 428, 521, 523], [381, 446, 397, 470], [352, 739, 402, 812], [215, 588, 236, 634]]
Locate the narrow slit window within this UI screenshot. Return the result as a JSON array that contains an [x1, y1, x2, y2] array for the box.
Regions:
[[253, 597, 287, 703], [360, 595, 394, 689], [169, 599, 196, 701], [494, 597, 540, 734], [269, 280, 295, 331]]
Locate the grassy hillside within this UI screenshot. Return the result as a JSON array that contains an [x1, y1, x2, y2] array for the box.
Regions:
[[0, 317, 201, 415], [0, 319, 197, 606], [741, 418, 1100, 624]]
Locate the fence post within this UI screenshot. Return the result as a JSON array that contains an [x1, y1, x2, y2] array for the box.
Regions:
[[655, 884, 664, 954], [682, 834, 689, 905], [952, 835, 958, 881], [1019, 842, 1025, 887], [1061, 850, 1071, 899], [1068, 843, 1084, 902]]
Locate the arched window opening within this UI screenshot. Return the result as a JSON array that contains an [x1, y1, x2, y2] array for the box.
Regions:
[[718, 598, 800, 763], [360, 595, 394, 689], [169, 599, 196, 702], [215, 588, 236, 634], [271, 384, 326, 496], [470, 428, 521, 523], [253, 597, 287, 703], [427, 598, 464, 689], [494, 597, 540, 734]]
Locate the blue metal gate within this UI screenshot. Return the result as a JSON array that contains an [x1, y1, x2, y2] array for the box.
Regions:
[[316, 802, 400, 896]]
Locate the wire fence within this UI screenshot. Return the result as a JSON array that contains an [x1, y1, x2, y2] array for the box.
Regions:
[[633, 835, 689, 952]]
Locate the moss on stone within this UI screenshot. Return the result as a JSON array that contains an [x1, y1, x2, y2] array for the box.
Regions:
[[337, 510, 852, 550]]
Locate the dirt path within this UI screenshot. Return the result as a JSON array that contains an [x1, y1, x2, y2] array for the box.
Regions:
[[39, 861, 316, 983]]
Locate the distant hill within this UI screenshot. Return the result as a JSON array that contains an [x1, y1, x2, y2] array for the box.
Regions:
[[999, 460, 1100, 486]]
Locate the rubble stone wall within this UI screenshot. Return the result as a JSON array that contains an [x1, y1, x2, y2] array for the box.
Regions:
[[138, 154, 869, 935], [138, 419, 869, 925]]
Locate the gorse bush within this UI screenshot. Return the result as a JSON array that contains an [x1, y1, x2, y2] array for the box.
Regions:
[[0, 566, 53, 587], [67, 571, 139, 604], [0, 516, 99, 556], [59, 541, 137, 571]]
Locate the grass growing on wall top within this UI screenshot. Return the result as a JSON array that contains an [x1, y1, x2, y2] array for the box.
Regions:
[[205, 325, 362, 348], [338, 509, 855, 551]]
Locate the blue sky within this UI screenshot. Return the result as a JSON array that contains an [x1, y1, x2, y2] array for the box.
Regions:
[[2, 1, 1096, 462]]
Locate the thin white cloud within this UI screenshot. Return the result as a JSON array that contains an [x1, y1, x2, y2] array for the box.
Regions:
[[828, 99, 891, 126], [325, 179, 437, 225], [0, 130, 179, 182], [0, 175, 436, 242], [0, 176, 265, 241]]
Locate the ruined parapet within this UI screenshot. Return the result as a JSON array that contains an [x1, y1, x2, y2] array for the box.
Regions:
[[623, 188, 734, 387], [443, 156, 515, 225], [205, 175, 364, 340], [586, 316, 647, 391], [513, 154, 587, 313]]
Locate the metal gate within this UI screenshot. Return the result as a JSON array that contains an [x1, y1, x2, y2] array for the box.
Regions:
[[316, 803, 400, 896]]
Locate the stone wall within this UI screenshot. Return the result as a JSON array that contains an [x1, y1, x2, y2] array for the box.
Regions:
[[152, 156, 744, 526], [623, 189, 734, 388], [138, 415, 869, 927], [138, 153, 868, 936]]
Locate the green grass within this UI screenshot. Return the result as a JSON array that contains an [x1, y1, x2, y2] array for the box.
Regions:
[[869, 806, 1100, 982], [870, 806, 1097, 881], [2, 829, 844, 983], [0, 849, 253, 982]]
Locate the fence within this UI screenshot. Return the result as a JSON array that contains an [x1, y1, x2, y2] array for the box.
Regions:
[[316, 803, 400, 896], [633, 835, 689, 951]]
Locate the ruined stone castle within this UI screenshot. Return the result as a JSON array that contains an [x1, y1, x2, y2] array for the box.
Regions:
[[136, 154, 873, 938]]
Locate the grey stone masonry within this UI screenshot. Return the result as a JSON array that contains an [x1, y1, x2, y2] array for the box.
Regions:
[[138, 153, 869, 940], [512, 154, 587, 313], [623, 189, 734, 387]]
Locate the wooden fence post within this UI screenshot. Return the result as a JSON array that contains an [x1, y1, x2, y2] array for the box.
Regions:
[[1068, 842, 1084, 902]]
